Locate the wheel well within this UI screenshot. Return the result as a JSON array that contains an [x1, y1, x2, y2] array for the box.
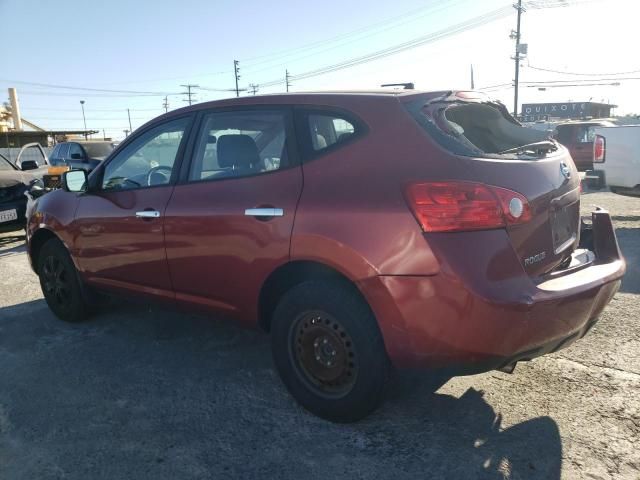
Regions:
[[258, 261, 361, 332], [29, 229, 59, 274]]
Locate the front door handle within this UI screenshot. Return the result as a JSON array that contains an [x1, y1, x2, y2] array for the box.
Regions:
[[244, 208, 284, 218], [135, 210, 161, 219]]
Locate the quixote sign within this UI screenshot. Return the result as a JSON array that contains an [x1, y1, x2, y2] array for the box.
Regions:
[[520, 102, 613, 122], [521, 102, 588, 122]]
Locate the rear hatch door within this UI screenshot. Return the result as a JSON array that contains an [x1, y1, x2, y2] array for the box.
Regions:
[[406, 92, 581, 276]]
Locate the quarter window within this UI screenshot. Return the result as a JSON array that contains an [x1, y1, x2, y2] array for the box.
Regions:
[[188, 110, 288, 181], [102, 118, 189, 191], [68, 143, 84, 159], [308, 114, 356, 151]]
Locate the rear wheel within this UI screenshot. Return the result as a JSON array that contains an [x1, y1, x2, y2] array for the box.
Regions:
[[38, 238, 90, 323], [271, 280, 388, 422]]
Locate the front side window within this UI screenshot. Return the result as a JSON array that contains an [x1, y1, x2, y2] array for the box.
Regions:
[[188, 110, 288, 181], [308, 114, 356, 151], [102, 117, 189, 191]]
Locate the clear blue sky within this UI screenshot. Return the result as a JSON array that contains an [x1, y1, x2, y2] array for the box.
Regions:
[[1, 0, 638, 139]]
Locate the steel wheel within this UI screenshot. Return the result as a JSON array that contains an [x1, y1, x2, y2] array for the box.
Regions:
[[290, 310, 358, 398]]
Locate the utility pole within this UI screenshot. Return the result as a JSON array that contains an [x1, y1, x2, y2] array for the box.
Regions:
[[511, 0, 525, 117], [123, 129, 129, 138], [102, 129, 106, 140], [163, 95, 169, 113], [180, 84, 199, 106], [470, 64, 475, 90], [127, 108, 132, 133], [233, 60, 241, 97], [249, 83, 259, 95], [80, 100, 87, 140], [285, 69, 292, 92]]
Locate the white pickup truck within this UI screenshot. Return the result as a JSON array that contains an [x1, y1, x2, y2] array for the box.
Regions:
[[593, 125, 640, 197]]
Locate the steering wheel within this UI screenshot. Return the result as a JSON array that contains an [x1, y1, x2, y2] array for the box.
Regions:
[[146, 165, 173, 186]]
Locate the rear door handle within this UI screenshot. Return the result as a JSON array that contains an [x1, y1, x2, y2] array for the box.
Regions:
[[135, 210, 161, 218], [244, 208, 284, 218]]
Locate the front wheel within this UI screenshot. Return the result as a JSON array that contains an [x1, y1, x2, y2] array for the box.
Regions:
[[271, 280, 389, 422], [38, 238, 90, 323]]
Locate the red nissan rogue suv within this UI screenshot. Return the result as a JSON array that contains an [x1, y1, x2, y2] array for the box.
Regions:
[[26, 91, 625, 422]]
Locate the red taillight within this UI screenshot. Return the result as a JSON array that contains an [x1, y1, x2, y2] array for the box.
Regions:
[[594, 134, 606, 163], [405, 181, 531, 233]]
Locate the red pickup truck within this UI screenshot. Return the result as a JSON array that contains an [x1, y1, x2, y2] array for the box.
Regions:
[[554, 120, 616, 186]]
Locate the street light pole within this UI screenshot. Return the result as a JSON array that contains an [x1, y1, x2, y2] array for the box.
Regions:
[[80, 100, 87, 139]]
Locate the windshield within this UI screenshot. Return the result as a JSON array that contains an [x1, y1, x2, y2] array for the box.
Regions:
[[82, 142, 116, 158]]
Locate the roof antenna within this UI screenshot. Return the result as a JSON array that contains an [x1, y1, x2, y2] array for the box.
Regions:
[[381, 83, 415, 90]]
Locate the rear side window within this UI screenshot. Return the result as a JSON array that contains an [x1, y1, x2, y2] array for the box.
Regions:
[[188, 110, 289, 182]]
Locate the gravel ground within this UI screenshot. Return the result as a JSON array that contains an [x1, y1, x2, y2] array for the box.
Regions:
[[0, 190, 638, 480]]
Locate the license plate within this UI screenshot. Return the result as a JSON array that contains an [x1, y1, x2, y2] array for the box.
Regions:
[[0, 209, 18, 223], [551, 206, 573, 249]]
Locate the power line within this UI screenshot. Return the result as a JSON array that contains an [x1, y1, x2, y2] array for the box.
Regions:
[[257, 6, 513, 88], [527, 64, 640, 76], [20, 106, 162, 112], [522, 77, 640, 84], [524, 0, 608, 8], [15, 90, 172, 98], [0, 78, 176, 95], [241, 0, 467, 73], [527, 82, 623, 88]]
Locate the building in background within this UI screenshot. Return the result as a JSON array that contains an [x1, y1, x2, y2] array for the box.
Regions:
[[1, 88, 97, 149], [520, 101, 616, 123]]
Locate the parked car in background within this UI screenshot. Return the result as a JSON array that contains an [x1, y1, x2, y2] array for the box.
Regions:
[[13, 142, 51, 178], [0, 152, 43, 232], [48, 140, 117, 172], [593, 125, 640, 197], [554, 119, 617, 187], [26, 91, 624, 422]]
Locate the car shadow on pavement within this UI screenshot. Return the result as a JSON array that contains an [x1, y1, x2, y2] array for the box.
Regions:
[[0, 298, 562, 480], [0, 233, 24, 248]]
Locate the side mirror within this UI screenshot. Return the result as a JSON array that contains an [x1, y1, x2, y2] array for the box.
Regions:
[[62, 170, 88, 193], [70, 153, 83, 160], [21, 160, 39, 171]]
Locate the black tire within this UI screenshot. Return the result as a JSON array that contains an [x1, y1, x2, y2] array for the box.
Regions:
[[37, 238, 90, 323], [271, 280, 389, 422]]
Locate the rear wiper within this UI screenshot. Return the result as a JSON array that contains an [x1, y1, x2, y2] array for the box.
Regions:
[[498, 141, 557, 155]]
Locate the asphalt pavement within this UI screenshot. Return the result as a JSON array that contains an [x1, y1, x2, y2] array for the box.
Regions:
[[0, 190, 638, 479]]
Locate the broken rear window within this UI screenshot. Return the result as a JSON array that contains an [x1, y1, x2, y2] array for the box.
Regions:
[[405, 96, 557, 160]]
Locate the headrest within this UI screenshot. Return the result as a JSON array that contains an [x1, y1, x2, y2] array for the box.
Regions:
[[217, 134, 260, 170]]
